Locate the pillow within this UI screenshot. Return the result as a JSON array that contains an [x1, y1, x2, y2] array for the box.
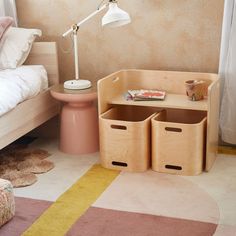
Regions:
[[0, 27, 42, 70], [0, 17, 14, 40]]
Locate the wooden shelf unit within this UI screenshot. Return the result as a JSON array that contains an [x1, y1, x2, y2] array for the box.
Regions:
[[97, 69, 220, 172]]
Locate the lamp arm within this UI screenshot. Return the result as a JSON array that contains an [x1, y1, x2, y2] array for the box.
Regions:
[[62, 3, 108, 37]]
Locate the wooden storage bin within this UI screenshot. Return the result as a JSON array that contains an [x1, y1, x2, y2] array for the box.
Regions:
[[99, 106, 158, 172], [152, 109, 207, 175]]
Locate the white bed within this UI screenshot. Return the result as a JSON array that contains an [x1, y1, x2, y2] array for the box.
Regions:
[[0, 65, 48, 116], [0, 42, 60, 149]]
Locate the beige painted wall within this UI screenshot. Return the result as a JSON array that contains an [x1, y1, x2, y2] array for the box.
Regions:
[[16, 0, 224, 83]]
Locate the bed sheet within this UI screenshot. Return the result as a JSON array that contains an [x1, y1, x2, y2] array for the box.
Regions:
[[0, 65, 48, 116]]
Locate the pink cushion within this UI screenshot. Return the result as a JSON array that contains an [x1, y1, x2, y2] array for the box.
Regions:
[[0, 17, 14, 40]]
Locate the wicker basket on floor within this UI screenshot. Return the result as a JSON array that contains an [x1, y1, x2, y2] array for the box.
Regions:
[[0, 179, 15, 226]]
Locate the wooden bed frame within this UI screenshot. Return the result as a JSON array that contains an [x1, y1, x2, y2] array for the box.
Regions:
[[0, 42, 60, 149]]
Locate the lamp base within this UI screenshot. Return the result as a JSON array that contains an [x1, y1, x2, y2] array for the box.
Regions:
[[64, 80, 92, 90]]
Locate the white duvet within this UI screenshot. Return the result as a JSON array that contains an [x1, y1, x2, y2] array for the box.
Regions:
[[0, 65, 48, 116]]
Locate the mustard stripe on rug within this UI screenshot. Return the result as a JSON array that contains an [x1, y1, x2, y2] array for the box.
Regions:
[[218, 146, 236, 156], [22, 164, 120, 236]]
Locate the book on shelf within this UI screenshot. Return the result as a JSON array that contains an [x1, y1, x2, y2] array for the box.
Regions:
[[127, 89, 166, 101]]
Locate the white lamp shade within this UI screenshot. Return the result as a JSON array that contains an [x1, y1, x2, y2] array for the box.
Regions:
[[102, 2, 131, 28]]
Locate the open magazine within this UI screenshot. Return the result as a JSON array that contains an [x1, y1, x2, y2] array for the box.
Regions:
[[127, 89, 166, 101]]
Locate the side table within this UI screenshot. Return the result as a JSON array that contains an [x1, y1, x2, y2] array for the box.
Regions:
[[50, 83, 99, 155]]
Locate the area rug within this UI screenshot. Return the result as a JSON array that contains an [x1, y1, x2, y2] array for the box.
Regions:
[[22, 165, 119, 236], [0, 144, 54, 188], [0, 197, 53, 236], [1, 157, 236, 236]]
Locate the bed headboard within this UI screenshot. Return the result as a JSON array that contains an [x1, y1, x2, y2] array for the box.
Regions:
[[24, 42, 60, 86]]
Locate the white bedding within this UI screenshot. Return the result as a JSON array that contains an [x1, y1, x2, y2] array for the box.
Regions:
[[0, 65, 48, 116]]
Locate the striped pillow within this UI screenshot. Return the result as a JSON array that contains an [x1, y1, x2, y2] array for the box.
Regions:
[[0, 17, 14, 40]]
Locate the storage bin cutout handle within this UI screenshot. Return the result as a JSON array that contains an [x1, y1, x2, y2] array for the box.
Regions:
[[112, 77, 120, 83], [165, 127, 182, 132], [111, 124, 127, 130], [165, 165, 182, 170], [112, 161, 128, 167]]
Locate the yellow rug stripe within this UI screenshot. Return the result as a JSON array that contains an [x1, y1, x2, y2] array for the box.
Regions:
[[22, 164, 120, 236], [218, 146, 236, 156]]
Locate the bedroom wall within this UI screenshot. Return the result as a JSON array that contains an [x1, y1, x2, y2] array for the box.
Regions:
[[16, 0, 224, 83]]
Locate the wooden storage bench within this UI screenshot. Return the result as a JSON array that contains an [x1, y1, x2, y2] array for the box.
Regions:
[[97, 69, 220, 174]]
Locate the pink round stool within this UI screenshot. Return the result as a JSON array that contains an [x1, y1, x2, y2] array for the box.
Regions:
[[50, 84, 99, 155]]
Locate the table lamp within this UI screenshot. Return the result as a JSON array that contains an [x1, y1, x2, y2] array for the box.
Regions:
[[62, 0, 131, 90]]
